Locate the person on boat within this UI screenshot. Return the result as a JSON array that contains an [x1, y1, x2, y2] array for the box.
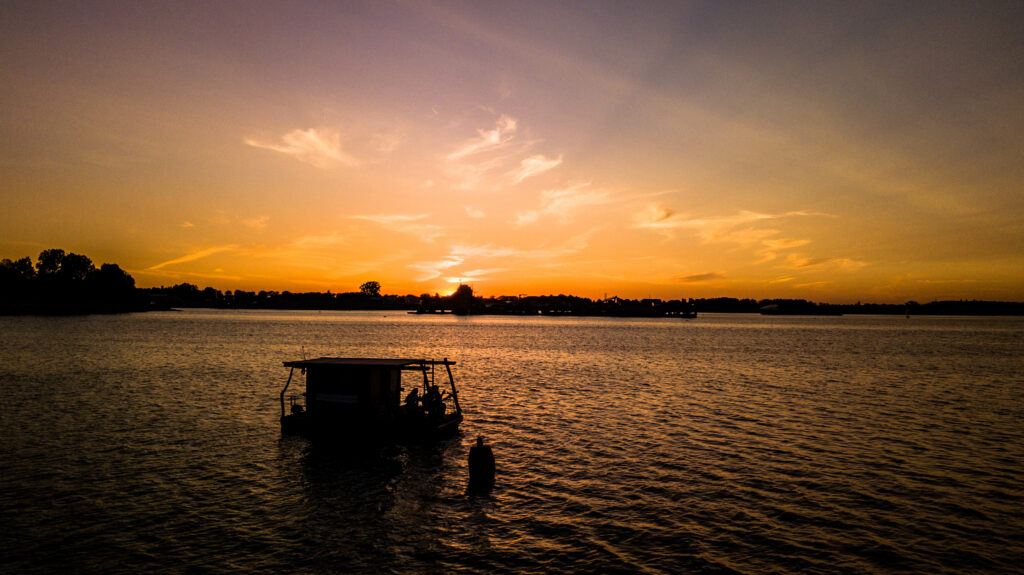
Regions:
[[426, 385, 445, 417], [468, 435, 496, 487], [404, 387, 420, 407]]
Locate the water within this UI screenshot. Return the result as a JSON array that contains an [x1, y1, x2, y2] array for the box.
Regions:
[[1, 310, 1021, 574]]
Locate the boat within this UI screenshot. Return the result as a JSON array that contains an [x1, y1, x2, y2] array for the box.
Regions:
[[279, 357, 463, 440]]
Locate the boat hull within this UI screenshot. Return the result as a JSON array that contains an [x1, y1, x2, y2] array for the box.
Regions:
[[281, 411, 462, 442]]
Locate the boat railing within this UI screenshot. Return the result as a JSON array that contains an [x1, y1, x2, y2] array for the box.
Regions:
[[400, 358, 462, 416]]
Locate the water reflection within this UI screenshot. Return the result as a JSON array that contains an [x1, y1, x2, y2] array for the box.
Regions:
[[282, 434, 473, 571], [1, 312, 1021, 574]]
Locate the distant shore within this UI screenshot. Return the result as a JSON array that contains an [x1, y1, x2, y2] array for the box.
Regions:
[[5, 250, 1023, 317], [140, 285, 1024, 317], [5, 293, 1023, 317]]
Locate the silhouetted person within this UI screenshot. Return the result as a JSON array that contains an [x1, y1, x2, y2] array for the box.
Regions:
[[426, 385, 444, 417], [405, 387, 419, 407], [468, 435, 495, 489]]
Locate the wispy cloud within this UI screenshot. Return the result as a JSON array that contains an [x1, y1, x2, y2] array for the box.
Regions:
[[443, 268, 509, 283], [435, 232, 599, 279], [442, 114, 560, 192], [673, 272, 725, 283], [242, 216, 269, 229], [782, 254, 867, 270], [350, 214, 444, 242], [289, 231, 348, 249], [409, 231, 597, 284], [515, 183, 611, 225], [180, 221, 195, 228], [513, 212, 540, 226], [138, 268, 244, 282], [636, 206, 829, 263], [464, 206, 485, 218], [246, 231, 367, 276], [245, 128, 359, 168], [148, 245, 238, 270], [409, 256, 464, 281], [446, 115, 517, 160], [511, 154, 562, 184], [637, 208, 819, 232], [445, 155, 510, 191]]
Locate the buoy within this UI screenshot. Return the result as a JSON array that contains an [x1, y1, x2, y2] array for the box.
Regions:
[[468, 435, 495, 488]]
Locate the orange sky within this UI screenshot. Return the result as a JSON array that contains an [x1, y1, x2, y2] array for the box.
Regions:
[[2, 2, 1023, 302]]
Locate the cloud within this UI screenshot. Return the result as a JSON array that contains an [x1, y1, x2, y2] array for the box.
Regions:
[[448, 234, 600, 260], [782, 254, 867, 270], [138, 268, 244, 282], [464, 206, 485, 218], [245, 128, 359, 168], [409, 256, 464, 281], [289, 231, 348, 249], [445, 155, 510, 191], [512, 154, 562, 183], [515, 183, 611, 225], [514, 211, 540, 226], [636, 208, 822, 233], [673, 272, 725, 283], [449, 244, 523, 260], [245, 232, 369, 276], [148, 245, 238, 270], [180, 221, 195, 228], [349, 213, 444, 242], [242, 216, 269, 229], [411, 231, 596, 284], [636, 206, 830, 263], [443, 268, 508, 283], [445, 115, 518, 160], [441, 114, 558, 192]]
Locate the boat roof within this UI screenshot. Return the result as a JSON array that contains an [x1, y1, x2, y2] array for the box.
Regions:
[[282, 357, 454, 368]]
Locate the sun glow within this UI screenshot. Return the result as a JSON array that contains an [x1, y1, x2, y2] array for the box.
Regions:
[[2, 3, 1023, 303]]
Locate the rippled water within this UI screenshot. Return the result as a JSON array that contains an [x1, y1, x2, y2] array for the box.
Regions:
[[1, 310, 1021, 573]]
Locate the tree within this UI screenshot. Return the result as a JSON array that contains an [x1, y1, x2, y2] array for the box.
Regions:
[[1, 257, 35, 280], [36, 248, 65, 276], [448, 284, 477, 314], [0, 257, 35, 298], [451, 284, 474, 299], [89, 263, 135, 294], [58, 252, 95, 282], [359, 281, 381, 296]]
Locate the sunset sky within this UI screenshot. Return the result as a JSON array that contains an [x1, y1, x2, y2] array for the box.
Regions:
[[3, 1, 1022, 302]]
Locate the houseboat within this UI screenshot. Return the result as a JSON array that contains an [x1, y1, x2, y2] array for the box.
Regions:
[[279, 357, 463, 440]]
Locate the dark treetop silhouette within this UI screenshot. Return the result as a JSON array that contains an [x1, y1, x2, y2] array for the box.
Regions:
[[3, 249, 1022, 316], [0, 249, 149, 315]]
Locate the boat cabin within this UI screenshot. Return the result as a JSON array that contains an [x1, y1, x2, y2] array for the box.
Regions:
[[279, 357, 462, 439]]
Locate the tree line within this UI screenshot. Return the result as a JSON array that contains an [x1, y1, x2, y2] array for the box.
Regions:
[[3, 249, 1023, 316], [0, 249, 146, 314]]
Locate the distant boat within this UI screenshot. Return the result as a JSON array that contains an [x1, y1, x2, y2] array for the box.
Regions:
[[279, 357, 463, 441]]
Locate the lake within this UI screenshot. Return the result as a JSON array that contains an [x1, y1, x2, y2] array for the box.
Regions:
[[0, 310, 1021, 573]]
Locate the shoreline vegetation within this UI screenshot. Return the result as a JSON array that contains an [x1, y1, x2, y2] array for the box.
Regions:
[[3, 250, 1023, 317]]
